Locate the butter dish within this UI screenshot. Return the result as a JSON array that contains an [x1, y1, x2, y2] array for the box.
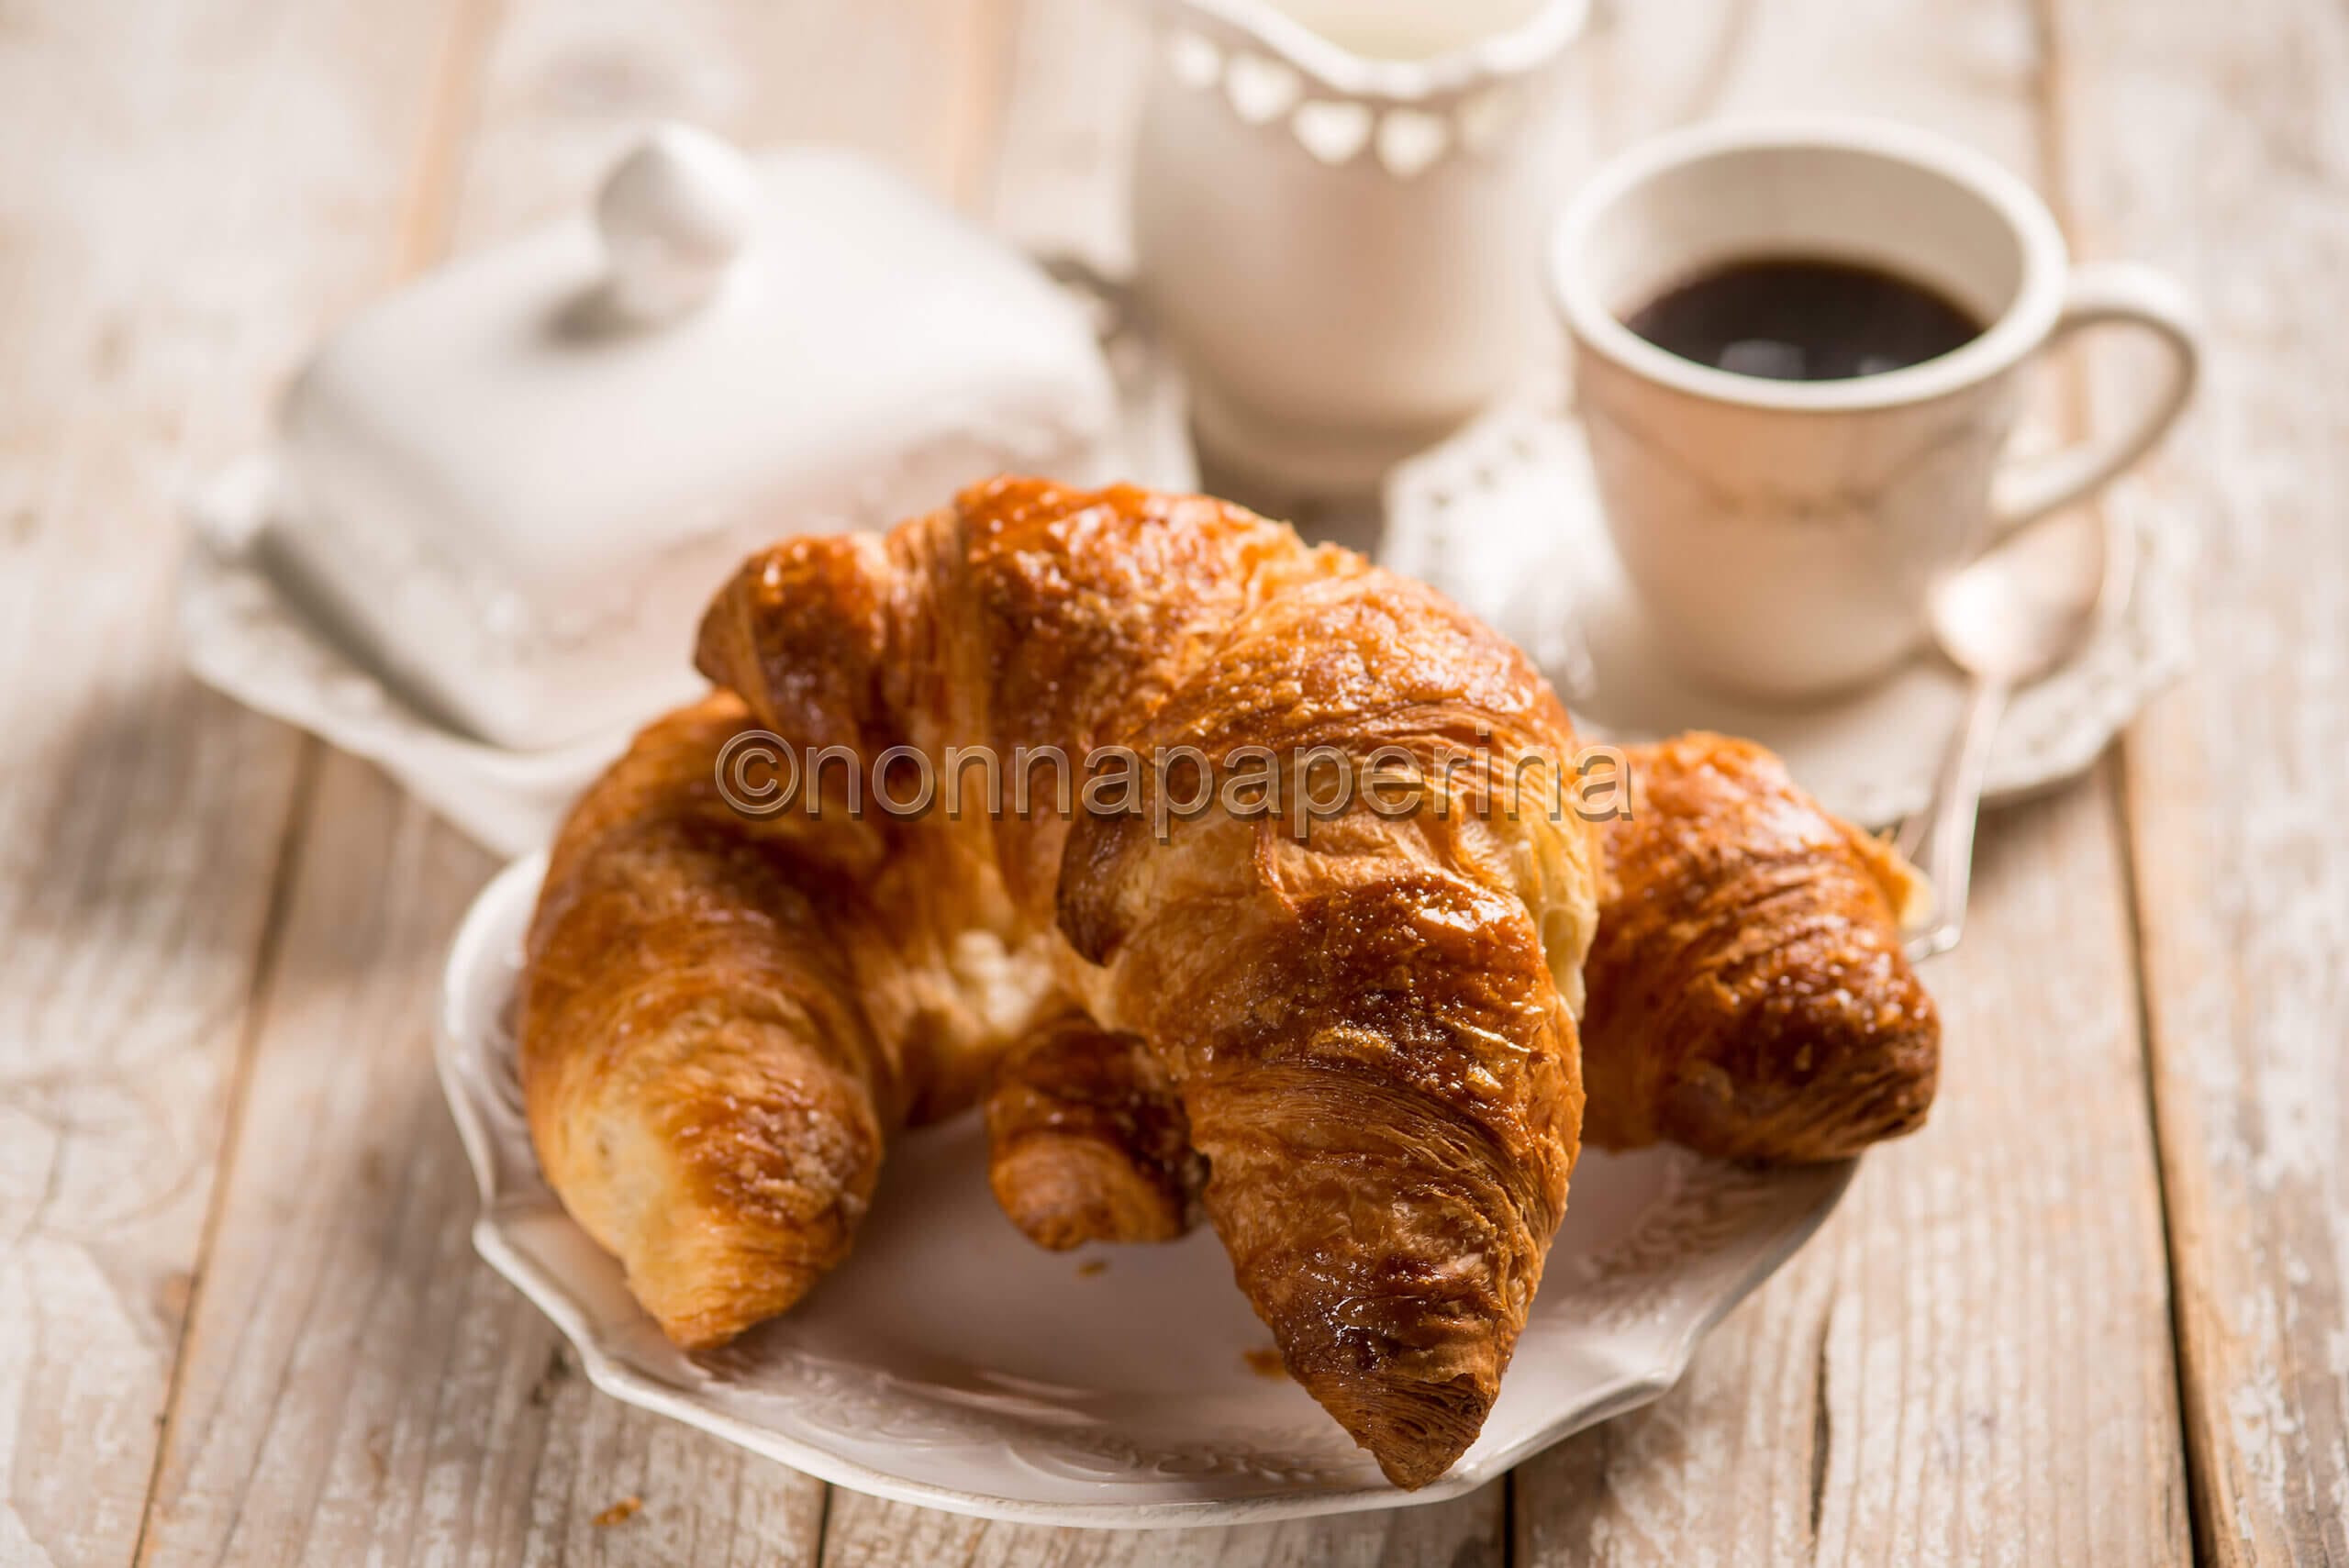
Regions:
[[268, 126, 1119, 751]]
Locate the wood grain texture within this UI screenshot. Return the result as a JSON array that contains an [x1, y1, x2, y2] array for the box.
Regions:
[[1511, 0, 2190, 1562], [2045, 0, 2349, 1560], [133, 766, 830, 1568], [4, 0, 2278, 1562], [0, 0, 482, 1561], [128, 1, 1016, 1564]]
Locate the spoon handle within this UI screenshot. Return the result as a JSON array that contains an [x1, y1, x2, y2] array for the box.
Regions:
[[1901, 677, 2011, 962]]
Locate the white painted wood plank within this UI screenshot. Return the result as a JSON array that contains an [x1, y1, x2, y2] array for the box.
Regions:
[[2048, 0, 2349, 1559], [0, 0, 482, 1560], [136, 764, 832, 1567]]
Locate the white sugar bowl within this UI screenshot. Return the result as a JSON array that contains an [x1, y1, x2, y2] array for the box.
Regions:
[[1132, 0, 1590, 496], [268, 126, 1116, 751]]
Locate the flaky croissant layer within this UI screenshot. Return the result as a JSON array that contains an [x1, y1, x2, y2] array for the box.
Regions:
[[526, 478, 1603, 1488]]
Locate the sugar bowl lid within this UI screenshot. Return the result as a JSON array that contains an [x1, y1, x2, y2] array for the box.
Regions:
[[595, 123, 763, 323]]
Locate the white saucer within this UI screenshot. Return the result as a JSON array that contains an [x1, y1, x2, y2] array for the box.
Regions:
[[1381, 403, 2189, 828], [440, 851, 1852, 1529]]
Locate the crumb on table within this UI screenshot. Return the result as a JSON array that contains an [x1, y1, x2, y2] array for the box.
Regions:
[[1242, 1347, 1287, 1380], [1076, 1258, 1108, 1277], [592, 1496, 643, 1528]]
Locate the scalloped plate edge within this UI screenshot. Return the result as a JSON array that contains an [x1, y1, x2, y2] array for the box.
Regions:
[[434, 852, 1852, 1529]]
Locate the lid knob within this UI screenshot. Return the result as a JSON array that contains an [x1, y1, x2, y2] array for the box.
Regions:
[[596, 124, 759, 323]]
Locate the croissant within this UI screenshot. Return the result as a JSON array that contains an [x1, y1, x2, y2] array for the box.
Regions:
[[1579, 733, 1939, 1162], [523, 477, 1604, 1488], [983, 732, 1940, 1255], [518, 693, 895, 1349]]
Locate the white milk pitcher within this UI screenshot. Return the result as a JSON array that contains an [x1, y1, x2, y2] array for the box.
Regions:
[[1131, 0, 1592, 496]]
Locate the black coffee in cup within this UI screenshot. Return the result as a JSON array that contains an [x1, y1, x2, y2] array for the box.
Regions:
[[1622, 257, 1983, 382]]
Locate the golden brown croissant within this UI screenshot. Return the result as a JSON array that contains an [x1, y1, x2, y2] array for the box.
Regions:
[[1579, 733, 1938, 1162], [518, 694, 896, 1349], [616, 476, 1604, 1489], [982, 731, 1941, 1253]]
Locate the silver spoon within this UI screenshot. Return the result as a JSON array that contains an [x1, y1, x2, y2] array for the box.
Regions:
[[1896, 507, 2132, 962]]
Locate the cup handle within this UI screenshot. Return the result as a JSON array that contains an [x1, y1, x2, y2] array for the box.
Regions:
[[1990, 261, 2201, 535]]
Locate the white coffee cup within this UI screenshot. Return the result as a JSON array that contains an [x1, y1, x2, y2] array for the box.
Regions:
[[1549, 117, 2199, 699]]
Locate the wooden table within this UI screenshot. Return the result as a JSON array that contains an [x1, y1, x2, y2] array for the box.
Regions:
[[4, 0, 2342, 1562]]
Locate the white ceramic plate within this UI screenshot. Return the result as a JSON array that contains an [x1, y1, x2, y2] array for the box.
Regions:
[[1381, 401, 2189, 828], [438, 852, 1852, 1529]]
